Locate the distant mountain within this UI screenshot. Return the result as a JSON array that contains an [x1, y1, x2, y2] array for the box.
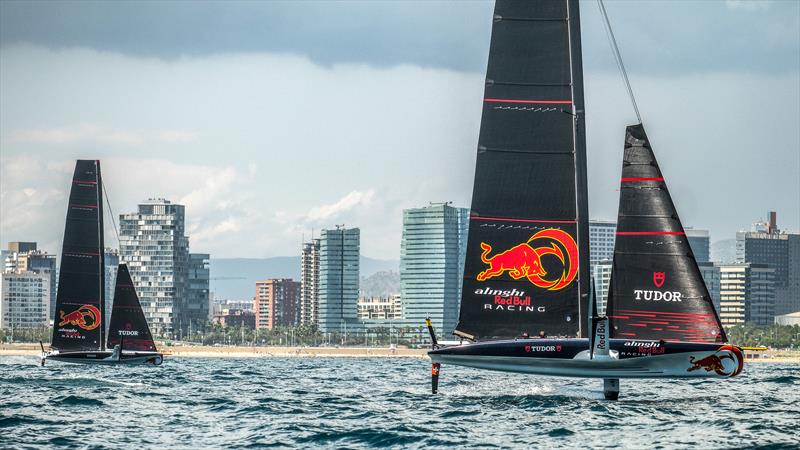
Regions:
[[360, 271, 400, 298], [209, 256, 399, 300], [711, 239, 737, 264]]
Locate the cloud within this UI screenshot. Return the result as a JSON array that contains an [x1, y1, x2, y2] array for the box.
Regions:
[[305, 189, 375, 222], [725, 1, 771, 11], [9, 124, 198, 145], [0, 45, 797, 261]]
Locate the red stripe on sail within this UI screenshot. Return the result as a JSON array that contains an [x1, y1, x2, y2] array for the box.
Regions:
[[73, 180, 98, 184], [71, 204, 98, 209], [620, 177, 664, 182], [616, 231, 685, 236], [484, 98, 573, 105], [470, 215, 576, 224]]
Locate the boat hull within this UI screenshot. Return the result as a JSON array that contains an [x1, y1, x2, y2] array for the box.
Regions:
[[428, 339, 743, 379], [44, 350, 163, 366]]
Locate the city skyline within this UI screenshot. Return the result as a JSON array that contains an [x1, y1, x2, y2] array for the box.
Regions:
[[1, 1, 798, 260]]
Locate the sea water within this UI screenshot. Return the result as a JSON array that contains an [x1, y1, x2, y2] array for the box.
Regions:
[[1, 356, 797, 448]]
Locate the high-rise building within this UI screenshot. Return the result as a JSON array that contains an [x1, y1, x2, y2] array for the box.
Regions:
[[399, 203, 469, 335], [188, 253, 211, 331], [686, 228, 710, 263], [318, 226, 360, 333], [736, 212, 800, 315], [7, 242, 37, 254], [119, 198, 190, 337], [104, 248, 120, 325], [300, 239, 320, 327], [358, 295, 403, 320], [0, 271, 50, 328], [719, 263, 776, 327], [254, 278, 300, 329], [4, 245, 57, 317], [719, 265, 746, 326], [589, 220, 616, 266], [591, 262, 612, 316], [698, 262, 721, 315], [588, 221, 616, 315]]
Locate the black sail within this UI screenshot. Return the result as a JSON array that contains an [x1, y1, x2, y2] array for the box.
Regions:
[[607, 124, 726, 343], [455, 0, 589, 340], [107, 264, 157, 352], [51, 160, 106, 351]]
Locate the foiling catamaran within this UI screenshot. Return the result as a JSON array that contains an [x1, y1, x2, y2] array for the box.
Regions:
[[41, 160, 163, 366], [427, 0, 743, 400]]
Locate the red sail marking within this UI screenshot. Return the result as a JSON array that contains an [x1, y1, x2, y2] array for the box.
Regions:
[[607, 315, 630, 320], [71, 204, 98, 209], [616, 231, 685, 236], [470, 215, 577, 224], [483, 98, 573, 105], [620, 177, 664, 182], [619, 333, 636, 336], [73, 180, 98, 184], [630, 324, 647, 327], [617, 309, 714, 317]]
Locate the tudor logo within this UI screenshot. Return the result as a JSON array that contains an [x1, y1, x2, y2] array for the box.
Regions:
[[653, 272, 665, 288]]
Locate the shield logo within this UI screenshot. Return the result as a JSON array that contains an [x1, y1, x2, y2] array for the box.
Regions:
[[653, 272, 666, 288], [556, 345, 562, 352]]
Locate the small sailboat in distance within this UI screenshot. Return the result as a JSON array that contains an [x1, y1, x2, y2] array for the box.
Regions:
[[41, 160, 162, 366], [427, 0, 743, 400]]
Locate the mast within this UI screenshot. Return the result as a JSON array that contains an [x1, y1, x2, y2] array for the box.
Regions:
[[454, 0, 589, 340], [51, 160, 106, 351], [567, 0, 590, 338], [606, 125, 726, 343], [97, 162, 106, 350]]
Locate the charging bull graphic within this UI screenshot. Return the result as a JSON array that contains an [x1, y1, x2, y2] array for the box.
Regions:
[[476, 228, 579, 291], [687, 345, 744, 377], [58, 304, 102, 331]]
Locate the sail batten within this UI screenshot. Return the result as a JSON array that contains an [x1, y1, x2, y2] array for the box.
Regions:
[[455, 0, 589, 340], [607, 125, 726, 344]]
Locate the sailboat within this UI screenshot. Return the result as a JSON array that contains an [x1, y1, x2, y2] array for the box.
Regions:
[[41, 160, 163, 366], [427, 0, 742, 399]]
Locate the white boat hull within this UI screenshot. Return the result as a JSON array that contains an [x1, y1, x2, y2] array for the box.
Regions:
[[428, 339, 744, 379], [43, 349, 163, 366]]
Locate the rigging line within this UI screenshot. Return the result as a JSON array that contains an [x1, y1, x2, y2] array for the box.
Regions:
[[101, 181, 122, 255], [597, 0, 641, 123]]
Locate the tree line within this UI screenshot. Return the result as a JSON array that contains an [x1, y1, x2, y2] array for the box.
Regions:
[[3, 324, 800, 349]]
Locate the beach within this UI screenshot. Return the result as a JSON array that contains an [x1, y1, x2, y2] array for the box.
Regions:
[[2, 343, 799, 362], [0, 343, 428, 358]]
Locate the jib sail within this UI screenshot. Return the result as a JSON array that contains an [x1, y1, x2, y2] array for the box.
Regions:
[[107, 264, 157, 352], [455, 0, 589, 340], [51, 160, 106, 351], [607, 124, 726, 343]]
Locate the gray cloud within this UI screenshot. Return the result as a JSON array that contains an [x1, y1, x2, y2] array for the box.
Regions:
[[1, 1, 797, 74]]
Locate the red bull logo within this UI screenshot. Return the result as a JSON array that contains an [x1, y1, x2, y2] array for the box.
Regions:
[[58, 304, 101, 331], [476, 228, 579, 291], [687, 345, 744, 377]]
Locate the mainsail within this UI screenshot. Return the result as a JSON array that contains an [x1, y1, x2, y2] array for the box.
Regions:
[[606, 124, 726, 343], [455, 0, 589, 340], [51, 160, 106, 351], [107, 264, 157, 352]]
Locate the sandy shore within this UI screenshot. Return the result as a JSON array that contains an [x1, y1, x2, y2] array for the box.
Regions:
[[0, 343, 428, 358], [2, 343, 798, 362]]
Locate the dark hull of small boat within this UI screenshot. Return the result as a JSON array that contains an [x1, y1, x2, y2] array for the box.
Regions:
[[429, 338, 743, 378], [44, 350, 163, 366]]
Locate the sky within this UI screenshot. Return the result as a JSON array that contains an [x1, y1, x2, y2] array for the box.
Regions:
[[1, 0, 798, 260]]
